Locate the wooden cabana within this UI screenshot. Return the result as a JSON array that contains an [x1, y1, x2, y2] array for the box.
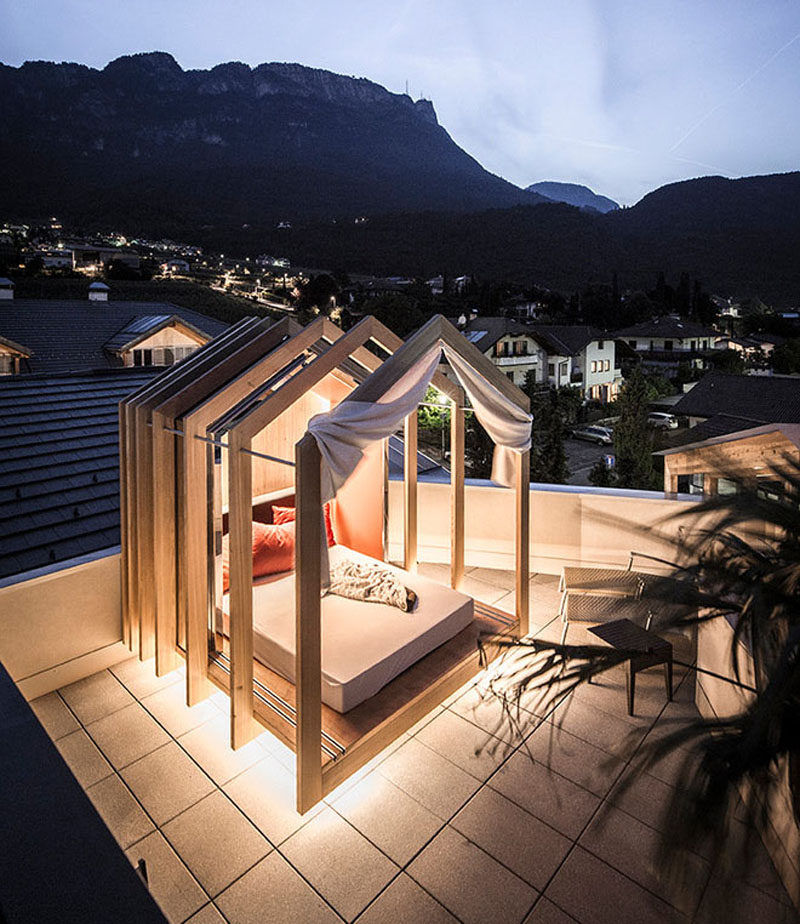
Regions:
[[121, 314, 531, 811]]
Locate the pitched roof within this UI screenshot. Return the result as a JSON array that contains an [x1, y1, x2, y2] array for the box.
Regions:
[[657, 422, 800, 456], [0, 299, 228, 373], [0, 333, 31, 357], [659, 413, 767, 450], [672, 373, 800, 423], [0, 368, 162, 579], [613, 317, 718, 340], [103, 314, 209, 354], [462, 317, 603, 356]]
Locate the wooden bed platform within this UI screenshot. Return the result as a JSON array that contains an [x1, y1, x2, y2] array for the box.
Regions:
[[207, 600, 516, 795]]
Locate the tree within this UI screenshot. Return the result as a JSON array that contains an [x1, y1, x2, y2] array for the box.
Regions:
[[613, 366, 658, 489], [588, 459, 615, 487], [772, 339, 800, 375], [365, 293, 426, 339], [528, 385, 569, 484], [464, 414, 494, 479], [711, 349, 746, 375], [294, 273, 339, 324]]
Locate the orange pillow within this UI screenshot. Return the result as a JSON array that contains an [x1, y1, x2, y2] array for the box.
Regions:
[[222, 521, 295, 592], [273, 503, 336, 547]]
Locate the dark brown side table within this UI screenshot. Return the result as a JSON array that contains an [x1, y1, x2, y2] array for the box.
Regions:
[[588, 618, 673, 716]]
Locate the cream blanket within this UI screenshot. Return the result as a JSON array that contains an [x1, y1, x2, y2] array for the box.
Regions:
[[328, 557, 417, 612]]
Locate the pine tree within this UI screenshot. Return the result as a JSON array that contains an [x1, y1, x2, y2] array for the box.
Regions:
[[613, 366, 658, 489]]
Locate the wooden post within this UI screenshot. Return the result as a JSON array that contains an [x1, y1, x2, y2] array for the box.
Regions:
[[183, 422, 212, 705], [295, 433, 323, 814], [404, 412, 418, 572], [134, 405, 157, 660], [450, 391, 465, 590], [124, 406, 140, 656], [118, 402, 130, 650], [516, 449, 530, 636], [228, 430, 256, 749], [151, 412, 181, 675]]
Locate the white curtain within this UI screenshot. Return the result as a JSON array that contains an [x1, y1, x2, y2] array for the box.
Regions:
[[307, 339, 533, 504]]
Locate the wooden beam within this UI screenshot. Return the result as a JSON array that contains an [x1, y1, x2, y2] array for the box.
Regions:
[[295, 433, 323, 813], [450, 390, 465, 590], [118, 401, 130, 650], [228, 429, 256, 749], [134, 402, 156, 660], [515, 450, 530, 636], [183, 420, 213, 706], [404, 412, 418, 572], [151, 410, 181, 675], [124, 402, 140, 656]]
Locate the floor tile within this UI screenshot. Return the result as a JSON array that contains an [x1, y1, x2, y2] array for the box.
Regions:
[[547, 696, 648, 759], [281, 808, 398, 920], [29, 691, 79, 739], [358, 873, 458, 923], [110, 656, 184, 700], [162, 790, 271, 898], [546, 846, 685, 924], [408, 825, 537, 924], [377, 737, 479, 820], [523, 897, 579, 923], [489, 750, 601, 840], [59, 670, 135, 725], [331, 772, 442, 866], [452, 787, 571, 891], [579, 803, 711, 916], [415, 709, 511, 781], [86, 774, 154, 849], [695, 870, 798, 924], [179, 715, 266, 785], [125, 831, 207, 924], [524, 723, 625, 798], [87, 702, 171, 769], [216, 852, 340, 924], [141, 682, 219, 739], [121, 741, 216, 826], [55, 728, 113, 788], [185, 904, 227, 924], [225, 755, 322, 846]]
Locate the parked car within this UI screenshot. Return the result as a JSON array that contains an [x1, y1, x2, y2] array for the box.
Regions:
[[648, 412, 679, 429], [571, 425, 613, 445]]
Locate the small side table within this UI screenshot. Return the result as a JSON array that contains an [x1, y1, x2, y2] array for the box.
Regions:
[[588, 618, 673, 716]]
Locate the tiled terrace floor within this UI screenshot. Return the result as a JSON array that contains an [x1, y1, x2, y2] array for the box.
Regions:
[[32, 568, 798, 924]]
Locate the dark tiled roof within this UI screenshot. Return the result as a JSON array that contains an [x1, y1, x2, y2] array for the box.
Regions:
[[613, 317, 719, 340], [660, 413, 767, 450], [0, 300, 228, 373], [0, 368, 162, 579], [463, 317, 603, 356], [672, 373, 800, 423]]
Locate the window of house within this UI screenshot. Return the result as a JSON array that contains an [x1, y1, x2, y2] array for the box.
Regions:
[[133, 348, 153, 366], [628, 340, 636, 349], [559, 361, 569, 377], [664, 340, 673, 351], [506, 371, 515, 381], [590, 360, 597, 373], [0, 354, 17, 374], [597, 340, 604, 349], [604, 359, 611, 371], [548, 363, 555, 376], [649, 340, 655, 351]]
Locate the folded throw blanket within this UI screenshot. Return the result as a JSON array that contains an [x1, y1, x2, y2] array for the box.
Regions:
[[328, 557, 418, 612]]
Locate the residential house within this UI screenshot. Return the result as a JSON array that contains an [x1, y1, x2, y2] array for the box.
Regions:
[[0, 284, 228, 374], [657, 423, 800, 498], [614, 316, 719, 377], [462, 317, 621, 400]]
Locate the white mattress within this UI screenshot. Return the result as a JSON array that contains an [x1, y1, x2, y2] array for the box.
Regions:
[[221, 545, 474, 712]]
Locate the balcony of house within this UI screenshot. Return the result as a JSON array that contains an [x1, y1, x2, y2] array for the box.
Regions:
[[1, 479, 796, 923], [493, 353, 536, 367]]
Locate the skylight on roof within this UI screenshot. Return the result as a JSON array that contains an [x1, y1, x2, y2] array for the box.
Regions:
[[465, 330, 486, 343]]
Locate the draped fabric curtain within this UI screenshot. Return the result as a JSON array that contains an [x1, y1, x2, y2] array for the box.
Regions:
[[308, 339, 533, 504]]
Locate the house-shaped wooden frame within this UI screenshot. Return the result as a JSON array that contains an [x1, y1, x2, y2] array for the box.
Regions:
[[122, 313, 530, 813]]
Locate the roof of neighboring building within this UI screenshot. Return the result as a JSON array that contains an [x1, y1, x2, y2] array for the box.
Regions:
[[0, 368, 162, 579], [659, 413, 768, 450], [462, 317, 604, 356], [88, 281, 110, 291], [0, 277, 15, 287], [656, 422, 800, 456], [671, 372, 800, 423], [0, 299, 228, 373], [103, 314, 209, 355], [614, 317, 719, 341], [0, 333, 31, 357]]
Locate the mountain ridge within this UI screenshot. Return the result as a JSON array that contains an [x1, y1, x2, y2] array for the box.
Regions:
[[526, 181, 619, 213]]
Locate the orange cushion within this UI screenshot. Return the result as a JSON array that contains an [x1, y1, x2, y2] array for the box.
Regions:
[[222, 521, 295, 592], [273, 503, 336, 547]]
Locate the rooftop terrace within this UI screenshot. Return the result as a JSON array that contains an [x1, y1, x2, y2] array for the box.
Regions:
[[30, 569, 795, 924]]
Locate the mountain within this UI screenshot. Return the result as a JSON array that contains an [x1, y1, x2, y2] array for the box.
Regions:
[[525, 181, 619, 213], [0, 52, 544, 229]]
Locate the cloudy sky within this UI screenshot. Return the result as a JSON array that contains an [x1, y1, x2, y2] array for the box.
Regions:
[[3, 0, 799, 204]]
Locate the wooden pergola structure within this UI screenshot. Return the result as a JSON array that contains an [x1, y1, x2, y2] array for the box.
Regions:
[[121, 314, 531, 811]]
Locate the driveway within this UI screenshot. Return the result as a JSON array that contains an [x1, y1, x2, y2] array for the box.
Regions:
[[564, 437, 614, 486]]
